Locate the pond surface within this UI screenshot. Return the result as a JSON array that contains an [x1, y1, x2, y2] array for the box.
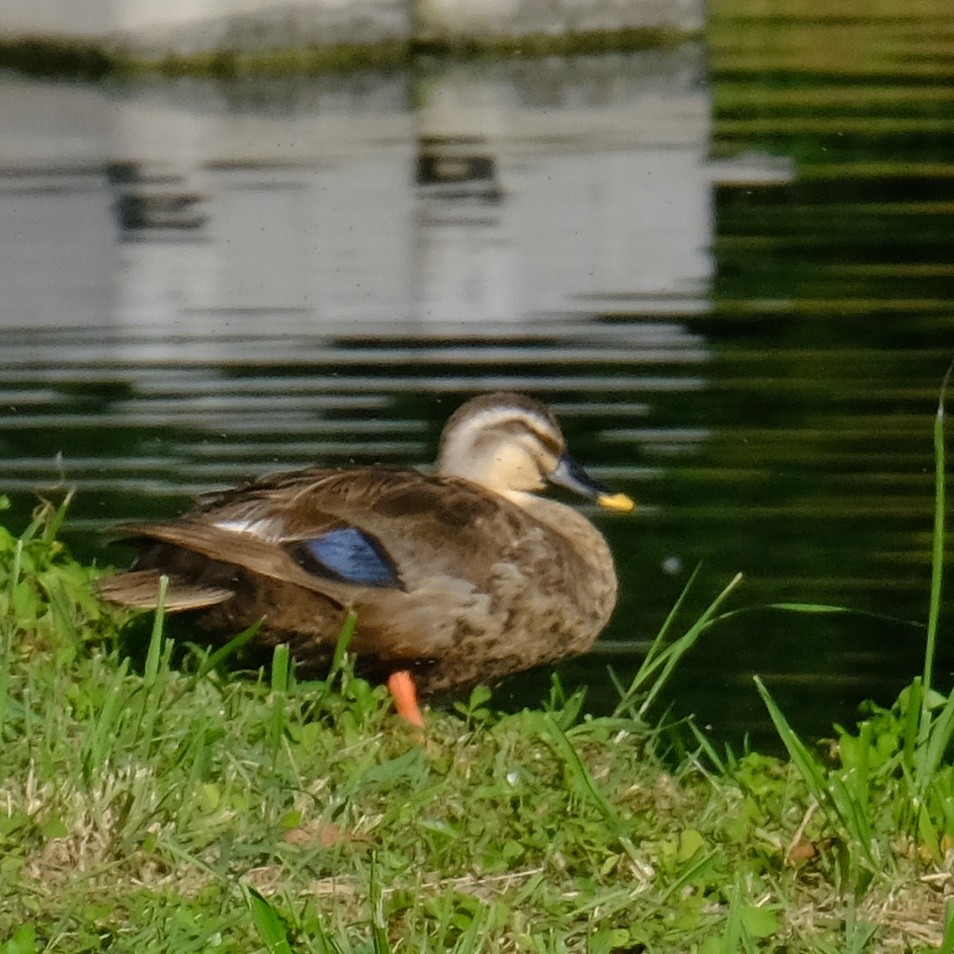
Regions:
[[2, 3, 953, 748]]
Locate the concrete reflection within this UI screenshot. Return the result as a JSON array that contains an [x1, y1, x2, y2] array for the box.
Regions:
[[0, 45, 716, 337]]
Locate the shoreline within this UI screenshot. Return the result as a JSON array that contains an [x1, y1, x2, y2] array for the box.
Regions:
[[0, 0, 701, 80], [0, 25, 699, 80]]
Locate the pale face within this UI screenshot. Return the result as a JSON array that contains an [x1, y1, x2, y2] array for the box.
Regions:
[[481, 429, 563, 494]]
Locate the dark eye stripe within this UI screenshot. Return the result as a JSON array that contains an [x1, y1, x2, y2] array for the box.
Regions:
[[458, 404, 564, 456], [521, 417, 564, 454]]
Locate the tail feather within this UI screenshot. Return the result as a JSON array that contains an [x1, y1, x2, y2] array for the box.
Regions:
[[96, 569, 233, 611]]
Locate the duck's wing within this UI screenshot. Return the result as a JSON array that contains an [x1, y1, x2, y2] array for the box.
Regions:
[[208, 467, 517, 584], [192, 465, 378, 512], [109, 515, 389, 597], [101, 467, 536, 619]]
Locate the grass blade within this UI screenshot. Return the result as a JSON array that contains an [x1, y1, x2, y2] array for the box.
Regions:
[[754, 675, 827, 799], [8, 538, 23, 602], [718, 880, 744, 954], [40, 492, 73, 543], [686, 717, 728, 774], [269, 643, 291, 762], [311, 916, 348, 954], [612, 571, 744, 720], [542, 713, 622, 833], [755, 676, 876, 869], [191, 618, 263, 680], [246, 887, 294, 954], [638, 572, 744, 718], [451, 905, 490, 954], [81, 656, 131, 782], [332, 610, 358, 675], [368, 853, 391, 954], [271, 643, 291, 694], [658, 847, 721, 905], [143, 575, 168, 688], [651, 562, 703, 649], [939, 898, 954, 954], [924, 359, 951, 694]]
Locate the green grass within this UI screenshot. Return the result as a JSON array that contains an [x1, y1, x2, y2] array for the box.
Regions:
[[0, 372, 952, 951], [754, 368, 954, 891]]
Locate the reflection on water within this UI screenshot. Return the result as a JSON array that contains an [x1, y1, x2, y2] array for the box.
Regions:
[[0, 48, 712, 332], [2, 14, 954, 748]]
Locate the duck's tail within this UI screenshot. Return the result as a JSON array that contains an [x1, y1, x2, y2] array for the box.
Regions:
[[95, 569, 233, 612]]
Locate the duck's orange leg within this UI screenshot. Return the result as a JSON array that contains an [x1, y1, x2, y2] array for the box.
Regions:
[[387, 670, 425, 730]]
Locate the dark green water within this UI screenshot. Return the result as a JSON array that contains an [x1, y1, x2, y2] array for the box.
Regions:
[[1, 7, 953, 748]]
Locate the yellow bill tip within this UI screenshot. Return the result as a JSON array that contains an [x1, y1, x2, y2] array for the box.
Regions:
[[597, 492, 635, 513]]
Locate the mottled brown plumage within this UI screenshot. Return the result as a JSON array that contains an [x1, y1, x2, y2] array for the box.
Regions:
[[97, 392, 633, 700]]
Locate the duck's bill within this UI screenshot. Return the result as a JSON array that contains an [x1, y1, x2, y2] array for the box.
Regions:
[[596, 491, 635, 513], [548, 456, 635, 513]]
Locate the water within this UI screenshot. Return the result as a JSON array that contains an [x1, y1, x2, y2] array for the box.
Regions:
[[2, 6, 953, 748]]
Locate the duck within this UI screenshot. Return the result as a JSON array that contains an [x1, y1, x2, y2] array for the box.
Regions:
[[97, 392, 634, 728]]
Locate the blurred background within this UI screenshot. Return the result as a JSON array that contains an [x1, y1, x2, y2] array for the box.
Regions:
[[1, 0, 952, 749]]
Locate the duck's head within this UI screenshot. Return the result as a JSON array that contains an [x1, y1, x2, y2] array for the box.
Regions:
[[436, 392, 634, 512]]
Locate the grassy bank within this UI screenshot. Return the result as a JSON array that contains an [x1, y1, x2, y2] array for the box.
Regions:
[[2, 378, 953, 952], [0, 494, 951, 953]]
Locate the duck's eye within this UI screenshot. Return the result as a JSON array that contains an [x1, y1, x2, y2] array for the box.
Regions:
[[288, 527, 402, 588]]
